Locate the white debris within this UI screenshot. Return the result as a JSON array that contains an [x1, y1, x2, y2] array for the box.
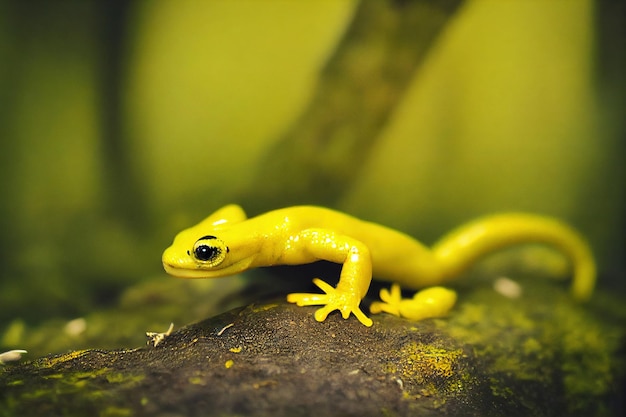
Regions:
[[0, 349, 27, 365], [64, 318, 87, 336], [493, 276, 523, 299], [146, 323, 174, 347]]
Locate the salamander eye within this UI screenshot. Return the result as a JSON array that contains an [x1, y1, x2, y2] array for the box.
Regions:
[[192, 235, 229, 267]]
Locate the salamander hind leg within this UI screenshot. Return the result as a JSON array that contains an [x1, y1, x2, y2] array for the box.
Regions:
[[370, 284, 457, 321], [370, 284, 403, 317]]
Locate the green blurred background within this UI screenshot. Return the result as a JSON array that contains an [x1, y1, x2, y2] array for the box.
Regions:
[[0, 0, 623, 353]]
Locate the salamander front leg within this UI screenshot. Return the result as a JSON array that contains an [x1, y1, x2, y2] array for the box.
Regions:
[[288, 278, 373, 326], [286, 229, 373, 327]]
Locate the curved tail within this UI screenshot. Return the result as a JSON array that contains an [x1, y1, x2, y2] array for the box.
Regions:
[[431, 214, 596, 301]]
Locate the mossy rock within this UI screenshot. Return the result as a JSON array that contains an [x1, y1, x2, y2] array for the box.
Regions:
[[1, 276, 624, 417]]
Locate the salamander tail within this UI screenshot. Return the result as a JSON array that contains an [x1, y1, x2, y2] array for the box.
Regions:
[[431, 213, 596, 301]]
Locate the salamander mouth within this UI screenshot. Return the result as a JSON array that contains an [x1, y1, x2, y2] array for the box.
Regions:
[[162, 256, 255, 279]]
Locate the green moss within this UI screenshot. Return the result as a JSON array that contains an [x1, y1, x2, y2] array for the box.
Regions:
[[521, 337, 542, 355], [488, 377, 514, 399], [553, 297, 622, 413], [400, 342, 464, 382], [250, 303, 279, 313], [3, 362, 146, 415], [188, 376, 205, 385], [42, 373, 64, 379], [99, 406, 133, 417], [7, 379, 24, 386], [20, 389, 53, 400], [36, 350, 91, 368], [383, 339, 470, 407], [434, 278, 625, 415], [105, 372, 144, 385]]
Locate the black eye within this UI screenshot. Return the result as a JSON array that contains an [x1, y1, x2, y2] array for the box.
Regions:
[[194, 244, 220, 262], [191, 236, 228, 267]]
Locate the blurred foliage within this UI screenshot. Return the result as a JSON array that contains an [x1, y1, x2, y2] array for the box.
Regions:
[[0, 0, 624, 357]]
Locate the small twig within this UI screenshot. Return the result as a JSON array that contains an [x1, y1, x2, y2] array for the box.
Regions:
[[217, 323, 234, 336], [146, 323, 174, 347]]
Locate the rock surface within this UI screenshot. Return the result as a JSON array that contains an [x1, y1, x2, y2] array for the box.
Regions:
[[1, 277, 624, 417]]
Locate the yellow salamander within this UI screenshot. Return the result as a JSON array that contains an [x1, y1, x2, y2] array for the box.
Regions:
[[162, 204, 596, 327]]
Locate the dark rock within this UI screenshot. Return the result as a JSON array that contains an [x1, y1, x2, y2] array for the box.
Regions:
[[1, 277, 624, 417]]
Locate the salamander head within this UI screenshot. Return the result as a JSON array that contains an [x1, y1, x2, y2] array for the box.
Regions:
[[162, 226, 256, 279]]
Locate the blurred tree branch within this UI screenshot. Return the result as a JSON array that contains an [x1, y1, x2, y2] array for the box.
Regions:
[[241, 0, 464, 213], [96, 0, 149, 231]]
